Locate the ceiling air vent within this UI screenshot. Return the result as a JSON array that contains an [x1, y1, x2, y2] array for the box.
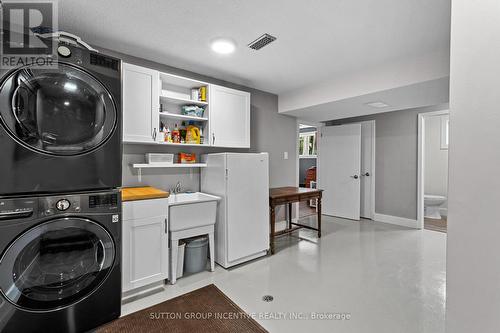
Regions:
[[248, 33, 277, 50]]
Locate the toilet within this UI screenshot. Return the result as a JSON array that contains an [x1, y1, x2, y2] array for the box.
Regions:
[[424, 194, 447, 219]]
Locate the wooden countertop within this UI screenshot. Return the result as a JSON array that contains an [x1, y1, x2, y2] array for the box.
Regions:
[[122, 186, 170, 202]]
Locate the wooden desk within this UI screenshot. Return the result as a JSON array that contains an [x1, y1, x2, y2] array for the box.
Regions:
[[269, 187, 323, 254]]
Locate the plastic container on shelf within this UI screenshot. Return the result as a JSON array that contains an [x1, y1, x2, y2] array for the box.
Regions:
[[145, 153, 174, 164], [181, 105, 205, 118]]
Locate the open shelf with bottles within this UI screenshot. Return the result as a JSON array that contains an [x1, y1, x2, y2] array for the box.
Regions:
[[159, 94, 208, 107], [122, 62, 251, 148], [159, 112, 208, 122], [157, 72, 210, 146], [156, 141, 208, 147]]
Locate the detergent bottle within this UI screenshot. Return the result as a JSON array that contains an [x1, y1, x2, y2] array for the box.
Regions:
[[186, 124, 200, 144]]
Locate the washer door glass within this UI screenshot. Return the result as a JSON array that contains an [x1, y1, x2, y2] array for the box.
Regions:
[[0, 218, 115, 311], [0, 63, 117, 155]]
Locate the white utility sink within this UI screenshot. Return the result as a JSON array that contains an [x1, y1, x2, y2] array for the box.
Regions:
[[168, 192, 220, 232], [168, 192, 220, 206]]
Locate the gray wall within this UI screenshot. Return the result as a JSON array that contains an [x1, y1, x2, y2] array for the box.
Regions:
[[326, 103, 449, 220], [96, 46, 297, 192], [446, 1, 500, 331], [424, 114, 448, 197]]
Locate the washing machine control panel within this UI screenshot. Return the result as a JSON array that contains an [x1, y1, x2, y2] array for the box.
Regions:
[[40, 196, 81, 216], [39, 192, 120, 216], [56, 199, 71, 211], [88, 193, 118, 208]]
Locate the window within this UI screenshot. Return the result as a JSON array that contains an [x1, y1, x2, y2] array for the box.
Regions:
[[299, 131, 317, 157]]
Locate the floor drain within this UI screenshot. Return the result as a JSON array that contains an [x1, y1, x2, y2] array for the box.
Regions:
[[262, 295, 274, 302]]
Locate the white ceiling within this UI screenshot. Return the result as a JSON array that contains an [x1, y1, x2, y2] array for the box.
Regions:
[[58, 0, 451, 95], [285, 77, 450, 122]]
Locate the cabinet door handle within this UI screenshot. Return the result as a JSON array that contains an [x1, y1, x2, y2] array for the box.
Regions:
[[212, 133, 215, 145], [152, 128, 157, 141], [164, 218, 168, 234]]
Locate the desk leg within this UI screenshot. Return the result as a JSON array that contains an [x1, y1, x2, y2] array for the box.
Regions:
[[317, 198, 322, 238], [287, 202, 292, 230], [270, 205, 275, 254]]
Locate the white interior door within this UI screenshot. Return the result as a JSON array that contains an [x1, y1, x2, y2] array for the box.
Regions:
[[319, 124, 362, 220], [360, 121, 375, 219]]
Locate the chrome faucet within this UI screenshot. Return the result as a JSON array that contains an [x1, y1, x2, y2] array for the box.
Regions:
[[171, 181, 182, 194]]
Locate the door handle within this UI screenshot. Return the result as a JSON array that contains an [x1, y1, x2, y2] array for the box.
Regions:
[[361, 172, 370, 177], [212, 133, 216, 145], [351, 175, 359, 179], [152, 128, 157, 141]]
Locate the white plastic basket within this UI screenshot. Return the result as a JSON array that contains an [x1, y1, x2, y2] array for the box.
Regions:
[[145, 153, 174, 164]]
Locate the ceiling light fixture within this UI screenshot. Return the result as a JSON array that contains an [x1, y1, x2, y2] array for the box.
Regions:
[[365, 101, 390, 108], [210, 38, 236, 55]]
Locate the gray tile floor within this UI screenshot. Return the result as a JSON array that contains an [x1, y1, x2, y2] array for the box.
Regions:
[[122, 216, 446, 333]]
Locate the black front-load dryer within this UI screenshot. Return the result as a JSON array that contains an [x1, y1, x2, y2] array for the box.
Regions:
[[0, 189, 121, 333], [0, 43, 122, 196]]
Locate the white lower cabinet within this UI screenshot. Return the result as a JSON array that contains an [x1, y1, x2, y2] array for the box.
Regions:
[[122, 198, 168, 292]]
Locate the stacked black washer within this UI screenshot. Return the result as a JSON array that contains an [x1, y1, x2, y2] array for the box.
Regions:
[[0, 42, 123, 333]]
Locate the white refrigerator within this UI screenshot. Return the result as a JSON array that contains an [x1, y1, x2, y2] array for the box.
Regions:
[[201, 153, 269, 268]]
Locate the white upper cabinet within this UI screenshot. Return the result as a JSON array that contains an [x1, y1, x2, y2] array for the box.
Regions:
[[121, 63, 251, 148], [209, 84, 250, 148], [122, 63, 159, 143]]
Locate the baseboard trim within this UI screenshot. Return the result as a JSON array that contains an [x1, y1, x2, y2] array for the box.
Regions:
[[374, 213, 419, 229]]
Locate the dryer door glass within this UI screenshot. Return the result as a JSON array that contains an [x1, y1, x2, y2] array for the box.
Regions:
[[0, 63, 117, 155], [0, 218, 115, 311]]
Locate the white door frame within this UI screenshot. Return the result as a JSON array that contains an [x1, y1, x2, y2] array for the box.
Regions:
[[417, 109, 450, 229], [314, 121, 375, 220], [296, 120, 322, 219], [359, 120, 376, 220]]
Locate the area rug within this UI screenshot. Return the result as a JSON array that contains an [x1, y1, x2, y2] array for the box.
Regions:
[[96, 284, 268, 333]]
